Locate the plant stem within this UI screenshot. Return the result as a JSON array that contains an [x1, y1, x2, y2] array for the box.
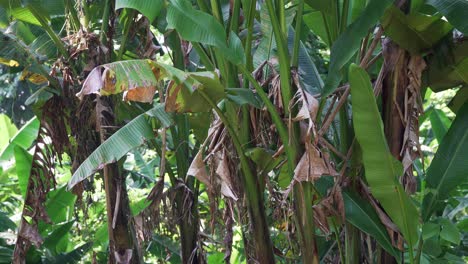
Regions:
[[339, 0, 350, 34], [265, 0, 293, 110], [117, 10, 135, 61], [192, 43, 215, 71], [200, 90, 275, 262], [100, 0, 111, 45], [229, 0, 241, 33], [239, 67, 295, 170], [244, 0, 257, 73], [65, 0, 81, 31]]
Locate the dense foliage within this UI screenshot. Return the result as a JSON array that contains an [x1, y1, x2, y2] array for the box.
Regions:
[[0, 0, 467, 263]]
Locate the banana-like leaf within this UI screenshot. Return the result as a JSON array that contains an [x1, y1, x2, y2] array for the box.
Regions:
[[13, 146, 32, 199], [77, 60, 159, 103], [45, 186, 76, 223], [323, 0, 393, 97], [48, 242, 93, 264], [381, 6, 452, 54], [226, 88, 263, 109], [429, 109, 451, 143], [165, 70, 225, 113], [115, 0, 163, 22], [0, 211, 16, 232], [303, 7, 330, 46], [448, 86, 468, 114], [0, 114, 17, 150], [166, 0, 244, 65], [343, 190, 400, 258], [304, 0, 339, 44], [422, 102, 468, 220], [427, 0, 468, 34], [43, 221, 74, 254], [424, 42, 468, 92], [349, 64, 419, 247], [0, 116, 39, 161], [77, 59, 225, 112], [253, 4, 295, 68], [67, 104, 172, 189]]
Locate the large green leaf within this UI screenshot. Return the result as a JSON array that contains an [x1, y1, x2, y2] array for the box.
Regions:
[[323, 0, 394, 96], [166, 0, 244, 65], [303, 7, 330, 46], [422, 102, 468, 220], [67, 104, 172, 189], [349, 63, 419, 247], [226, 88, 263, 109], [343, 190, 400, 258], [167, 0, 225, 48], [43, 221, 74, 254], [165, 70, 225, 113], [0, 246, 13, 264], [13, 146, 33, 198], [0, 116, 39, 161], [429, 109, 451, 143], [448, 86, 468, 114], [45, 186, 76, 223], [115, 0, 163, 22], [381, 6, 452, 54], [427, 0, 468, 34], [424, 41, 468, 92], [0, 211, 15, 232], [303, 0, 339, 44], [0, 114, 18, 150], [48, 242, 93, 264]]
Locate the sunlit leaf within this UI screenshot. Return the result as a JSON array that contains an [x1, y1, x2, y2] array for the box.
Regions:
[[13, 146, 32, 198], [0, 117, 39, 161], [429, 109, 451, 143], [0, 114, 18, 150]]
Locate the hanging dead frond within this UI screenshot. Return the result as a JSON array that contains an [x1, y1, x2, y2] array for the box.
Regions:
[[400, 56, 426, 194]]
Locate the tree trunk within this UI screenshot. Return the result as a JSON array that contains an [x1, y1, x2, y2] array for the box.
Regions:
[[98, 97, 141, 263]]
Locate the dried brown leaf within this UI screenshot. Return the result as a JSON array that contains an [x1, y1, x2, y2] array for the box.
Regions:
[[187, 150, 210, 188], [294, 145, 332, 182], [216, 153, 238, 200]]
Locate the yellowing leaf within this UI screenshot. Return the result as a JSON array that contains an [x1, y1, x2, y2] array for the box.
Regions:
[[20, 70, 48, 84], [0, 58, 19, 67]]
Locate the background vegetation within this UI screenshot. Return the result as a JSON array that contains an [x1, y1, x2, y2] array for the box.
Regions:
[[0, 0, 467, 263]]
